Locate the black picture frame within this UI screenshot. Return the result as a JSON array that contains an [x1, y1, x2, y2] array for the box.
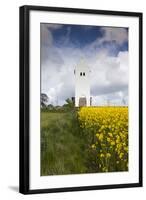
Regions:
[[19, 5, 143, 194]]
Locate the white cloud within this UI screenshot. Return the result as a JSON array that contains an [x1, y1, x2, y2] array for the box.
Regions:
[[41, 25, 129, 106], [101, 27, 128, 44], [92, 27, 128, 47], [41, 46, 128, 106]]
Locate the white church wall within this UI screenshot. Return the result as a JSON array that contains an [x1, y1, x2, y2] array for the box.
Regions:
[[75, 59, 90, 107]]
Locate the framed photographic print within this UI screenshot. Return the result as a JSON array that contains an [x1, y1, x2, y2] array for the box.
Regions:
[[19, 5, 143, 194]]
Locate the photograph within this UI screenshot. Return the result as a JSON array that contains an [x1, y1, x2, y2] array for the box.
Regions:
[[40, 23, 129, 176], [19, 5, 142, 194]]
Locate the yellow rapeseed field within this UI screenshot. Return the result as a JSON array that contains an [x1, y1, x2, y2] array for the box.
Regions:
[[78, 107, 128, 172]]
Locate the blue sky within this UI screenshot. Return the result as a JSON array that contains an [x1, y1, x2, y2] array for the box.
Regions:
[[41, 23, 129, 106], [52, 25, 128, 50], [53, 25, 104, 47]]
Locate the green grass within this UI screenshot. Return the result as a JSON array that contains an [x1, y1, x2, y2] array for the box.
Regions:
[[41, 111, 88, 176]]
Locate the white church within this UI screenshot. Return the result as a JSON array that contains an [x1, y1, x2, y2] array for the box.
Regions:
[[74, 58, 92, 107]]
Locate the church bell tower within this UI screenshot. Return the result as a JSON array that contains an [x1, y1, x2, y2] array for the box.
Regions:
[[74, 58, 90, 107]]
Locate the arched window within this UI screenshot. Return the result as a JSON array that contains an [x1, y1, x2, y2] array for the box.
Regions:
[[80, 72, 82, 76], [83, 72, 85, 76]]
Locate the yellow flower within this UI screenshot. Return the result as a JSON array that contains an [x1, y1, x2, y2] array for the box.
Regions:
[[124, 147, 128, 151], [108, 132, 113, 137], [116, 139, 120, 144], [111, 141, 115, 146], [106, 153, 111, 158], [99, 134, 103, 141], [100, 153, 104, 158], [101, 125, 105, 130], [91, 144, 96, 149], [119, 153, 124, 159], [109, 125, 112, 129]]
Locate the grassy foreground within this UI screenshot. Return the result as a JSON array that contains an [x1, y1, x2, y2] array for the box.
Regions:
[[41, 111, 88, 176]]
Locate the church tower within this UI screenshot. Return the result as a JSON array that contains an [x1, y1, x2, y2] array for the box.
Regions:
[[75, 58, 90, 107]]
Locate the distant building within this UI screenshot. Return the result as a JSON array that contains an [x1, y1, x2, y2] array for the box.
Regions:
[[74, 58, 91, 107], [71, 97, 75, 105]]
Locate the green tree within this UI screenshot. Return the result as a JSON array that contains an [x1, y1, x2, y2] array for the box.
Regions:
[[41, 93, 48, 107], [63, 98, 74, 110]]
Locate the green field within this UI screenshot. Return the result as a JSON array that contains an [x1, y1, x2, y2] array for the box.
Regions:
[[41, 111, 88, 176], [41, 107, 128, 176]]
